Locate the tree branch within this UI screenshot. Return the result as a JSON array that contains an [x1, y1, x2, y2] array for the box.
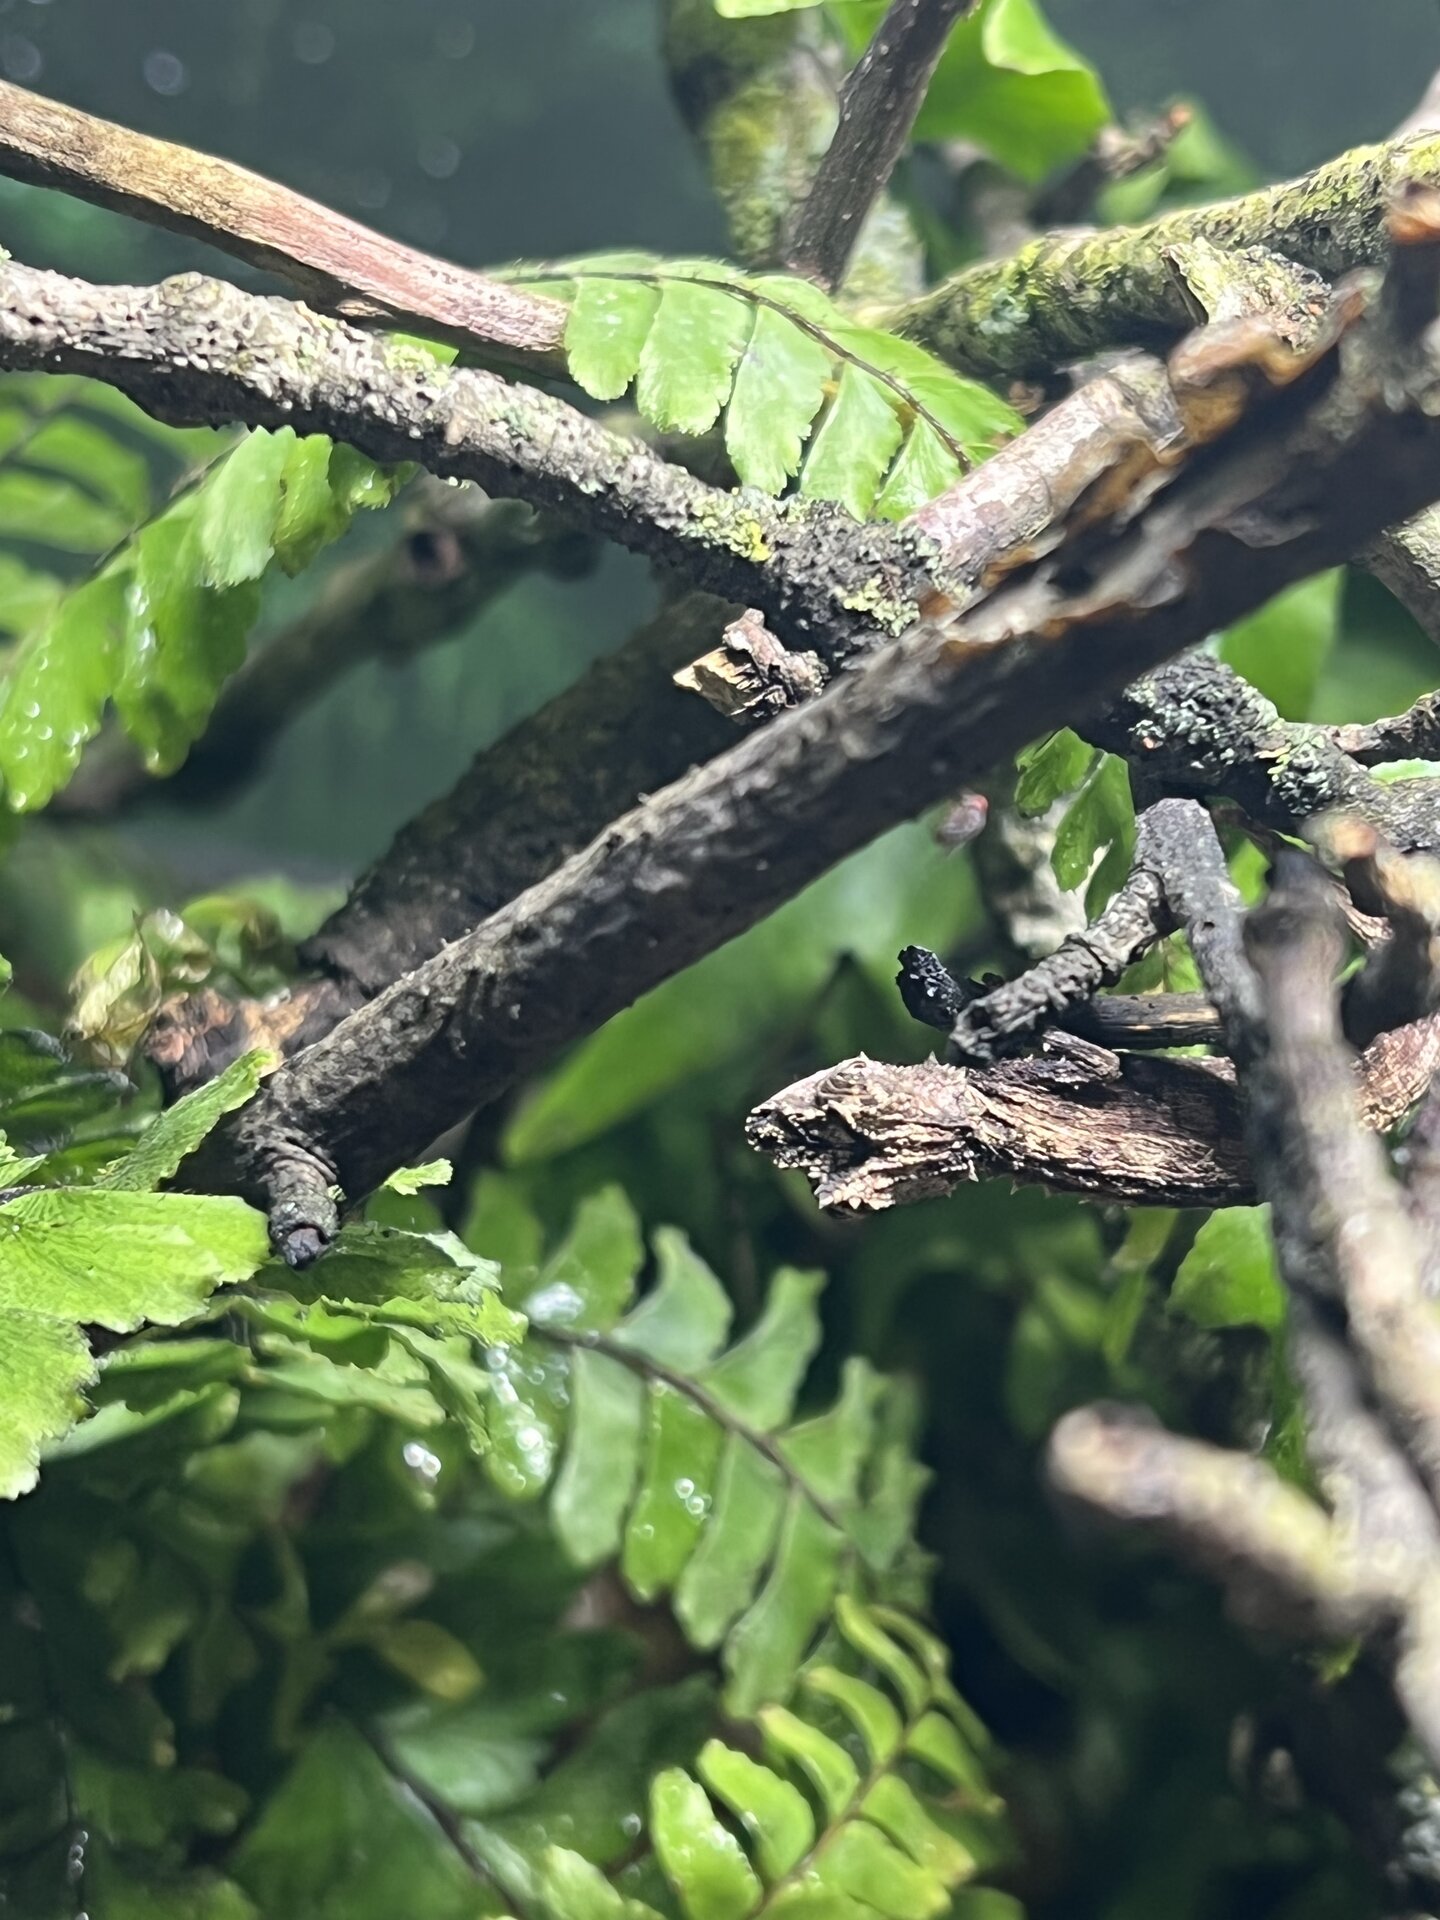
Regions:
[[0, 80, 567, 365], [152, 341, 1240, 1089], [883, 130, 1440, 381], [1091, 655, 1440, 850], [746, 1015, 1440, 1213], [0, 258, 931, 653], [148, 593, 736, 1093], [660, 0, 926, 298], [176, 246, 1440, 1256], [785, 0, 969, 292]]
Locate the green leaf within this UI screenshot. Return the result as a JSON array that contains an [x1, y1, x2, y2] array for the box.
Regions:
[[98, 1049, 273, 1192], [511, 255, 1019, 518], [196, 428, 294, 587], [117, 507, 260, 773], [232, 1720, 485, 1920], [674, 1439, 786, 1647], [550, 1349, 645, 1569], [363, 1618, 484, 1702], [381, 1159, 454, 1196], [25, 413, 151, 519], [0, 1187, 265, 1496], [0, 570, 127, 810], [724, 1495, 843, 1714], [270, 435, 346, 573], [1014, 728, 1096, 817], [567, 278, 661, 402], [913, 0, 1111, 181], [614, 1227, 732, 1370], [0, 1308, 94, 1499], [820, 1819, 948, 1918], [519, 1185, 645, 1332], [873, 419, 963, 522], [804, 1667, 903, 1763], [1170, 1205, 1286, 1331], [801, 362, 905, 519], [703, 1268, 824, 1428], [0, 468, 129, 552], [1219, 571, 1341, 721], [1051, 752, 1134, 895], [726, 299, 832, 494], [0, 1188, 268, 1329], [698, 1739, 813, 1880], [758, 1705, 859, 1822], [622, 1384, 725, 1600], [651, 1768, 763, 1920], [637, 280, 755, 436], [542, 1846, 665, 1920]]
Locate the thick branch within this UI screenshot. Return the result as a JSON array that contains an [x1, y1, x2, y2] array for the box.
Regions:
[[1240, 856, 1440, 1505], [884, 129, 1440, 380], [746, 1013, 1440, 1214], [183, 259, 1440, 1252], [1359, 509, 1440, 649], [1092, 655, 1440, 850], [158, 344, 1254, 1088], [1049, 1404, 1407, 1641], [0, 259, 929, 652], [148, 595, 734, 1091], [1334, 691, 1440, 766], [0, 80, 567, 364], [785, 0, 969, 292]]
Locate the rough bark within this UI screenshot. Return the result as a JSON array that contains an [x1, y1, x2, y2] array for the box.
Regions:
[[884, 130, 1440, 380], [177, 254, 1440, 1253], [0, 258, 932, 655]]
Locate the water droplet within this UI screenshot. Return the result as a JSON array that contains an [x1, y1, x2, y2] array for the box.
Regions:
[[674, 1477, 694, 1499], [435, 18, 474, 57], [418, 134, 461, 181], [0, 34, 41, 80], [292, 19, 334, 63], [620, 1812, 642, 1838], [402, 1440, 442, 1487], [352, 166, 391, 211], [143, 48, 188, 95], [65, 1831, 87, 1882]]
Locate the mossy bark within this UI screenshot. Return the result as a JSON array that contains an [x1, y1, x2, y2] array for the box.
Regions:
[[885, 132, 1440, 381]]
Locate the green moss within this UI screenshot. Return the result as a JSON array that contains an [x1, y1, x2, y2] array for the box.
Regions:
[[838, 574, 921, 636]]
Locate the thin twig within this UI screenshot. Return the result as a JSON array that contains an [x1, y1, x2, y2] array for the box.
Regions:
[[785, 0, 970, 292]]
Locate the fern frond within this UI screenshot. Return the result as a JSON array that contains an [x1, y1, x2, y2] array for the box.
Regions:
[[0, 374, 407, 810], [508, 254, 1020, 520], [461, 1187, 929, 1716], [538, 1602, 1005, 1920]]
